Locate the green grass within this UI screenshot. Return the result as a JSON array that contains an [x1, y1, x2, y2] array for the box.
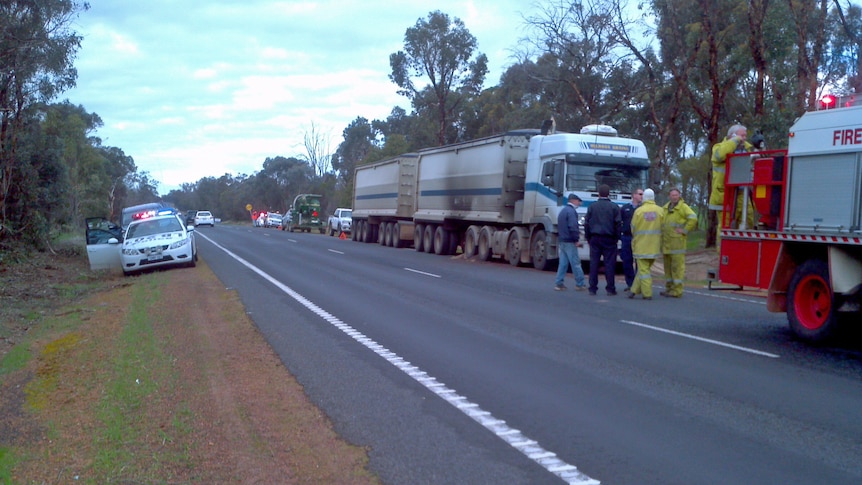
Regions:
[[0, 271, 197, 483], [0, 344, 30, 376], [0, 446, 18, 485], [92, 275, 173, 480], [687, 229, 707, 251]]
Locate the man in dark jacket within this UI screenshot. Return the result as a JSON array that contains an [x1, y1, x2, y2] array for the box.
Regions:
[[554, 193, 586, 291], [585, 184, 622, 295]]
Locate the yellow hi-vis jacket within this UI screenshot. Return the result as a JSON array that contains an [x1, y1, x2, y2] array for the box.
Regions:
[[662, 199, 698, 254], [631, 199, 664, 259], [709, 137, 754, 210]]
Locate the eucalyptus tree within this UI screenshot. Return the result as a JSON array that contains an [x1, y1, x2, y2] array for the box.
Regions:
[[829, 0, 862, 95], [470, 59, 559, 136], [389, 10, 488, 146], [98, 145, 137, 222], [0, 0, 88, 245], [520, 0, 637, 128], [333, 117, 374, 184], [370, 106, 436, 155], [301, 120, 332, 177]]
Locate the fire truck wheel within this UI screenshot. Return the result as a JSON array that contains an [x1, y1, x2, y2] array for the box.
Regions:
[[787, 259, 837, 342]]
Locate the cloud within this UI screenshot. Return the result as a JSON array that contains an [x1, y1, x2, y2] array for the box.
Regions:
[[65, 0, 526, 193]]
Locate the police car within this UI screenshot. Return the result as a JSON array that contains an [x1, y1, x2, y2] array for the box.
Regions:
[[120, 210, 197, 276]]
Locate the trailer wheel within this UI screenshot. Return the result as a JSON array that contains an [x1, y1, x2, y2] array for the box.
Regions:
[[423, 225, 436, 253], [447, 229, 459, 255], [477, 226, 491, 261], [464, 226, 479, 259], [433, 226, 449, 255], [787, 259, 837, 342], [392, 222, 403, 248], [414, 224, 425, 251], [506, 231, 522, 266], [531, 230, 552, 271], [380, 222, 387, 246]]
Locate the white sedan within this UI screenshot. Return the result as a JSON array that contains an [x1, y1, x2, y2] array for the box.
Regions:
[[194, 210, 215, 227], [121, 213, 197, 275]]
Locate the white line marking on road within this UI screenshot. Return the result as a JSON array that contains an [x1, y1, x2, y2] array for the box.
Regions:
[[404, 267, 442, 278], [328, 249, 345, 254], [688, 289, 767, 305], [201, 233, 599, 484], [620, 320, 780, 358]]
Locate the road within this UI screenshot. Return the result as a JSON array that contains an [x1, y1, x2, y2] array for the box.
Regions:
[[194, 223, 862, 485]]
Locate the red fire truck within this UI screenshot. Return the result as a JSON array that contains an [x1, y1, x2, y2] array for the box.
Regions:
[[715, 94, 861, 342]]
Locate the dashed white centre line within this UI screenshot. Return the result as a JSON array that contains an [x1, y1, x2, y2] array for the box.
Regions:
[[328, 249, 345, 254], [620, 320, 780, 358], [404, 267, 442, 278], [202, 233, 599, 484]]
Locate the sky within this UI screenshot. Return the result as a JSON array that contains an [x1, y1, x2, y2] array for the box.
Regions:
[[64, 1, 535, 194]]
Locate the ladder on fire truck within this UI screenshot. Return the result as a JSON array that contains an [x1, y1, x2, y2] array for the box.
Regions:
[[708, 149, 788, 290]]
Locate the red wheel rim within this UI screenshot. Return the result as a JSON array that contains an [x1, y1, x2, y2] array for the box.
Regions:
[[793, 274, 832, 330]]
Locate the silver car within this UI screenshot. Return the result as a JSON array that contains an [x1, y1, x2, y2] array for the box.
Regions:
[[121, 213, 197, 275]]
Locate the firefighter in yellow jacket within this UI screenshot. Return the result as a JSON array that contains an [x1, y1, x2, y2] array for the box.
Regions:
[[661, 188, 698, 298], [710, 124, 755, 248], [628, 189, 663, 300]]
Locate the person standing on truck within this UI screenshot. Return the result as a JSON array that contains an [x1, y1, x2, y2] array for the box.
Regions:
[[660, 188, 698, 298], [710, 124, 756, 248], [620, 187, 643, 292], [628, 189, 663, 300], [554, 193, 587, 291], [585, 184, 622, 296]]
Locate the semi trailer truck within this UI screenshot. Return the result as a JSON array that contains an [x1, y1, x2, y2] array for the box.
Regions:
[[351, 124, 651, 270]]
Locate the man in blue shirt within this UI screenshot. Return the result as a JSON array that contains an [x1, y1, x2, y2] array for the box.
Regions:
[[555, 193, 587, 291]]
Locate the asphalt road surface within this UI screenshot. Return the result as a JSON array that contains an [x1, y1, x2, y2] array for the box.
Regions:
[[194, 223, 862, 485]]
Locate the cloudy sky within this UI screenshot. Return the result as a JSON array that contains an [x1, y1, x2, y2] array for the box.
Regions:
[[64, 1, 535, 194]]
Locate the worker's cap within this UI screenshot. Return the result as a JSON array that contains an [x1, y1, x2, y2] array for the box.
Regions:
[[643, 188, 655, 201], [567, 193, 582, 202]]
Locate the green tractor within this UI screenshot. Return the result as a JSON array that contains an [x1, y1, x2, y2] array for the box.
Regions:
[[284, 194, 325, 233]]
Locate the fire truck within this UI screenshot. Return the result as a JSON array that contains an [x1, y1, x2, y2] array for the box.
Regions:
[[715, 94, 861, 342]]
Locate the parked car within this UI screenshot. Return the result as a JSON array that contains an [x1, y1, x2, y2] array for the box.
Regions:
[[266, 213, 283, 228], [194, 210, 214, 227], [327, 208, 352, 236], [120, 212, 197, 276], [185, 209, 197, 225]]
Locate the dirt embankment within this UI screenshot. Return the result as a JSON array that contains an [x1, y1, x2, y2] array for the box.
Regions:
[[0, 248, 378, 483]]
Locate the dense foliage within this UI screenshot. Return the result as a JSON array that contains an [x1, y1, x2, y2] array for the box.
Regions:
[[1, 1, 859, 252]]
